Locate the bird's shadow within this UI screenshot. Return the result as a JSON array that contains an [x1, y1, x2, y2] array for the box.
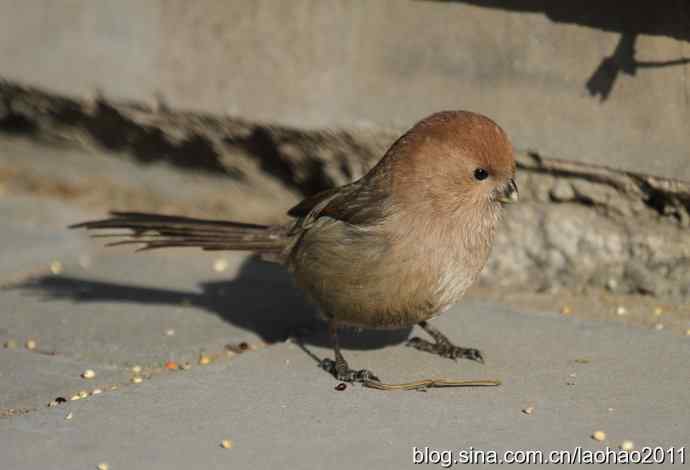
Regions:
[[10, 256, 411, 351]]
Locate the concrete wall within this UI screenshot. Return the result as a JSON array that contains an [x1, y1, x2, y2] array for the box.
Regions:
[[1, 1, 688, 180]]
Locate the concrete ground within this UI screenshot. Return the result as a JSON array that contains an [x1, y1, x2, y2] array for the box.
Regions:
[[1, 191, 689, 468]]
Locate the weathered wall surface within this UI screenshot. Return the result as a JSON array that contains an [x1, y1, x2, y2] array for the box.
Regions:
[[1, 1, 688, 179]]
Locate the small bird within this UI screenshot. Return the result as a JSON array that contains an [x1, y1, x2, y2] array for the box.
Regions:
[[72, 111, 518, 383]]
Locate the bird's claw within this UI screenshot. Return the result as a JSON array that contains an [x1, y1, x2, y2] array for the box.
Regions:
[[320, 358, 380, 383], [406, 337, 484, 364]]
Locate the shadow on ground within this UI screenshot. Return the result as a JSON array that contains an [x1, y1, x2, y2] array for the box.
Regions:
[[11, 256, 411, 351]]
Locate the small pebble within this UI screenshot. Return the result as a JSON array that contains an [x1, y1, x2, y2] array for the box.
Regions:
[[165, 328, 175, 336], [592, 430, 606, 441], [620, 440, 635, 451], [82, 369, 96, 379], [199, 355, 211, 365], [616, 306, 627, 316], [131, 365, 142, 374], [213, 258, 229, 272], [25, 339, 37, 350], [131, 376, 143, 384], [3, 339, 17, 349], [91, 388, 103, 395], [521, 406, 534, 415], [560, 305, 572, 315], [335, 383, 347, 391], [220, 439, 233, 449], [50, 260, 63, 275], [654, 323, 664, 331], [65, 412, 73, 420], [97, 463, 109, 470]]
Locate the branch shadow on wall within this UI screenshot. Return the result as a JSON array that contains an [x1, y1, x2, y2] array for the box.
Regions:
[[430, 1, 690, 101]]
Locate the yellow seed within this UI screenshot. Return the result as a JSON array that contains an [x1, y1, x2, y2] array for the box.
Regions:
[[131, 376, 143, 384], [70, 395, 81, 401], [654, 323, 664, 331], [560, 306, 572, 315], [199, 355, 211, 365], [620, 440, 634, 451], [616, 306, 627, 316], [686, 328, 690, 336], [78, 390, 88, 398], [653, 306, 663, 316], [82, 369, 96, 379], [91, 388, 103, 395], [213, 258, 229, 272], [50, 260, 63, 275], [592, 430, 606, 441], [131, 365, 142, 374], [165, 328, 175, 336], [97, 463, 109, 470], [25, 339, 37, 350], [220, 439, 233, 449]]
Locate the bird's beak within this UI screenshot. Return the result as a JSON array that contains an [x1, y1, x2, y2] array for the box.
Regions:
[[496, 178, 519, 204]]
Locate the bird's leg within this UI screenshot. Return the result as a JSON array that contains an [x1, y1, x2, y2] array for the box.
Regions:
[[320, 320, 380, 383], [406, 320, 484, 363]]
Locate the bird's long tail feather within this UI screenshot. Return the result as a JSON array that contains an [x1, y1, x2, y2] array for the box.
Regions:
[[70, 212, 287, 253]]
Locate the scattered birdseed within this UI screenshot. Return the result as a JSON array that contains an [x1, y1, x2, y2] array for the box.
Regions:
[[91, 389, 103, 395], [608, 407, 615, 412], [220, 439, 233, 449], [616, 306, 627, 316], [78, 390, 88, 399], [70, 395, 81, 401], [560, 305, 572, 315], [78, 254, 92, 269], [654, 323, 664, 331], [131, 365, 142, 374], [3, 339, 17, 349], [97, 463, 109, 470], [213, 258, 229, 272], [335, 383, 347, 391], [65, 412, 73, 420], [131, 376, 143, 384], [199, 355, 211, 365], [25, 339, 37, 350], [521, 406, 534, 415], [50, 260, 63, 275], [686, 328, 690, 336], [620, 440, 635, 451], [165, 328, 175, 336], [180, 363, 192, 370], [592, 430, 606, 441], [569, 372, 577, 378], [164, 361, 178, 370], [82, 369, 96, 379], [653, 306, 663, 316]]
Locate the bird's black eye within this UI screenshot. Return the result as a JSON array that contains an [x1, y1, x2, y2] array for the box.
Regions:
[[474, 168, 489, 181]]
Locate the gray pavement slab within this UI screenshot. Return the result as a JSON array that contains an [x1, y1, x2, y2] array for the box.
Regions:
[[2, 301, 688, 469]]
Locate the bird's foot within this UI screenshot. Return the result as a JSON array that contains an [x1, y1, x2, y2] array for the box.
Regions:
[[320, 358, 380, 383], [406, 337, 484, 363]]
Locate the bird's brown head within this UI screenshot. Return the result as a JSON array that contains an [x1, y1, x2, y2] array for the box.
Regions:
[[381, 111, 518, 214]]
